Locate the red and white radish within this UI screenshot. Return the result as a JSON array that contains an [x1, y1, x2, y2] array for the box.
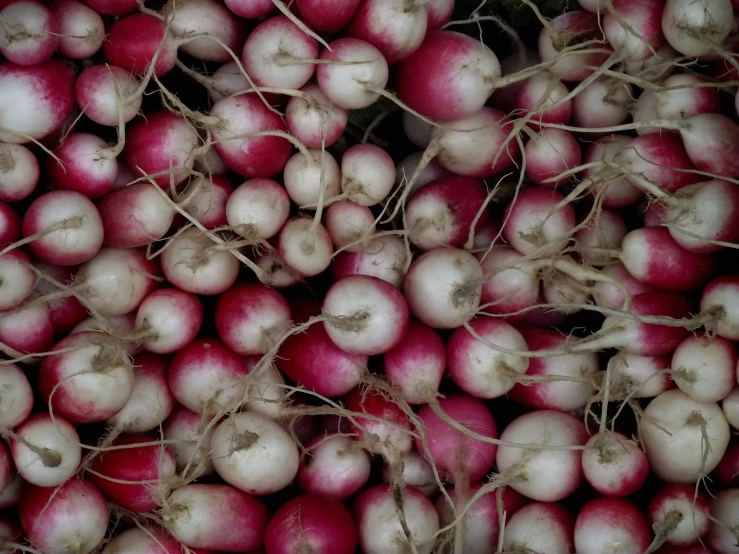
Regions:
[[581, 431, 649, 497], [134, 288, 203, 354], [285, 83, 348, 149], [297, 433, 371, 500], [649, 483, 711, 546], [574, 497, 651, 554], [502, 501, 575, 554], [0, 363, 33, 428], [341, 143, 396, 206], [49, 0, 104, 59], [166, 0, 246, 62], [661, 0, 733, 56], [525, 128, 582, 186], [283, 150, 341, 207], [346, 386, 413, 457], [603, 0, 665, 61], [75, 64, 142, 127], [103, 13, 177, 76], [0, 1, 59, 66], [607, 352, 673, 399], [382, 449, 439, 496], [162, 405, 215, 477], [671, 333, 736, 403]]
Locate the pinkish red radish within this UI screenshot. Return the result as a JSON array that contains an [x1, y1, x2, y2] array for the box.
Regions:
[[0, 363, 32, 428], [331, 235, 408, 287], [607, 352, 673, 399], [581, 431, 649, 497], [75, 64, 142, 127], [574, 497, 651, 554], [0, 301, 54, 355], [525, 128, 582, 186], [255, 250, 302, 289], [0, 249, 34, 311], [701, 275, 739, 340], [346, 386, 413, 457], [284, 150, 341, 207], [297, 433, 371, 500], [649, 483, 711, 546], [516, 71, 572, 126], [574, 209, 628, 262], [103, 13, 177, 77], [502, 501, 575, 554], [656, 73, 721, 120], [341, 143, 396, 206], [0, 1, 58, 66], [225, 178, 289, 241], [47, 133, 119, 199], [0, 202, 18, 245], [162, 405, 215, 477], [49, 0, 104, 59], [285, 83, 348, 149], [224, 0, 274, 18], [676, 113, 739, 178], [603, 0, 665, 61], [166, 0, 246, 62], [81, 0, 137, 14], [295, 0, 360, 33]]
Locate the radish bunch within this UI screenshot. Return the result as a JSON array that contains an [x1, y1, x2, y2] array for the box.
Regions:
[[1, 0, 739, 552]]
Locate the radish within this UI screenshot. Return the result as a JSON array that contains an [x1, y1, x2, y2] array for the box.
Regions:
[[296, 433, 371, 500], [285, 83, 348, 149], [0, 60, 75, 144], [403, 247, 483, 329], [241, 355, 288, 418], [75, 64, 142, 127], [707, 488, 739, 554], [383, 322, 446, 404], [425, 0, 454, 30], [503, 186, 576, 256], [101, 526, 207, 554], [447, 318, 529, 400], [165, 0, 246, 63], [395, 30, 501, 121], [0, 363, 33, 428], [581, 431, 649, 497], [642, 389, 730, 482], [502, 501, 575, 554], [264, 494, 357, 554], [163, 483, 268, 552], [671, 333, 736, 403], [0, 1, 59, 66], [325, 200, 376, 251], [607, 352, 673, 399], [38, 331, 134, 423], [382, 449, 438, 496], [107, 353, 174, 433], [179, 174, 233, 229], [574, 497, 651, 554], [47, 133, 119, 199], [278, 216, 333, 277], [0, 201, 18, 244], [276, 298, 367, 397], [723, 388, 739, 429], [89, 434, 176, 512], [134, 288, 203, 354], [625, 43, 680, 81], [478, 247, 540, 318], [215, 283, 291, 356], [524, 128, 582, 186], [283, 149, 341, 207], [0, 143, 39, 201], [210, 411, 300, 495], [656, 73, 721, 120], [19, 478, 109, 554], [224, 0, 274, 18], [572, 78, 633, 129], [538, 11, 611, 81], [162, 405, 215, 477], [603, 0, 665, 61], [415, 394, 497, 484], [574, 209, 628, 262], [341, 143, 396, 207], [81, 0, 137, 15], [0, 298, 54, 356], [103, 13, 177, 77], [496, 410, 588, 502], [76, 246, 161, 316], [346, 0, 428, 63], [701, 275, 739, 340], [395, 153, 450, 197], [582, 134, 643, 207], [632, 90, 662, 135], [509, 326, 599, 412], [676, 113, 739, 178], [202, 60, 249, 103], [295, 0, 360, 33], [317, 38, 389, 110], [194, 145, 228, 176], [210, 93, 293, 178], [492, 49, 541, 113], [0, 471, 21, 510], [662, 0, 733, 56], [255, 250, 302, 289], [715, 439, 739, 485], [331, 235, 408, 288], [353, 484, 439, 554], [592, 262, 653, 311], [49, 0, 104, 60], [345, 385, 413, 457], [649, 483, 711, 546], [0, 444, 9, 495], [515, 71, 572, 126], [11, 413, 81, 487], [0, 517, 19, 553], [0, 249, 34, 311]]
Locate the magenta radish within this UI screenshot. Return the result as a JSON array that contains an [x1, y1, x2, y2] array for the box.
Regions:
[[134, 288, 203, 354], [581, 431, 649, 497], [538, 11, 611, 81], [242, 15, 318, 89], [89, 434, 176, 512], [0, 1, 58, 65], [166, 0, 246, 62], [383, 322, 445, 405], [509, 327, 598, 412], [582, 134, 643, 207], [0, 298, 54, 358], [403, 246, 483, 329], [215, 283, 291, 356], [75, 64, 142, 127], [346, 386, 413, 457], [38, 331, 134, 423], [317, 38, 389, 110], [662, 0, 733, 56], [642, 389, 730, 483], [707, 488, 739, 554], [19, 478, 109, 554], [395, 30, 501, 121], [425, 0, 454, 29], [447, 318, 529, 399], [161, 228, 240, 295], [591, 261, 653, 311], [503, 186, 576, 256], [107, 353, 174, 433], [226, 178, 289, 241], [285, 83, 348, 149], [477, 247, 540, 317], [346, 0, 427, 63], [297, 433, 371, 500], [49, 0, 104, 59], [497, 410, 587, 502], [671, 333, 736, 403], [525, 128, 582, 186], [81, 0, 137, 14], [656, 73, 720, 120], [607, 352, 673, 399], [210, 93, 293, 178], [283, 150, 341, 207], [101, 526, 208, 554], [353, 484, 439, 554], [406, 176, 488, 250], [46, 133, 119, 199], [574, 497, 651, 554], [224, 0, 274, 18], [415, 394, 497, 484], [211, 411, 299, 495], [278, 216, 333, 277], [676, 113, 739, 178], [168, 338, 250, 416], [295, 0, 359, 32], [179, 174, 233, 229], [0, 249, 34, 311], [276, 299, 366, 397], [0, 143, 38, 201], [572, 78, 633, 129], [502, 501, 575, 554], [0, 202, 18, 244], [649, 483, 711, 546], [516, 71, 572, 126], [382, 449, 439, 496], [341, 143, 396, 206], [325, 200, 376, 251], [0, 60, 75, 144], [701, 275, 739, 340], [103, 13, 177, 76], [164, 483, 268, 552], [162, 405, 215, 477], [603, 0, 665, 61], [0, 363, 32, 428], [331, 235, 408, 288], [265, 494, 357, 554]]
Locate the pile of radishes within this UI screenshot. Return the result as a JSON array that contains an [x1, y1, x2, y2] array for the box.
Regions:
[[1, 0, 739, 551]]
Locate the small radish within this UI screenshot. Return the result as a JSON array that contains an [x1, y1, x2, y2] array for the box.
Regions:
[[649, 483, 711, 546], [224, 0, 274, 18], [331, 235, 408, 287], [525, 128, 582, 186], [701, 275, 739, 340], [242, 356, 289, 419], [603, 0, 665, 61], [0, 301, 54, 356], [395, 153, 450, 197], [226, 177, 290, 241], [0, 249, 34, 311], [295, 0, 360, 33], [574, 497, 651, 554], [516, 71, 572, 126], [162, 405, 215, 477], [661, 0, 733, 56], [572, 77, 633, 129], [47, 133, 119, 199], [707, 488, 739, 554], [574, 209, 629, 263], [581, 431, 649, 497], [101, 526, 207, 554], [255, 250, 302, 289], [165, 0, 246, 62], [607, 352, 673, 399], [278, 216, 334, 277], [81, 0, 137, 14], [723, 388, 739, 429], [478, 247, 540, 318], [0, 143, 39, 202], [382, 449, 439, 496], [134, 288, 203, 354], [0, 201, 18, 245], [285, 83, 348, 149], [297, 433, 371, 500], [0, 363, 33, 428], [656, 73, 721, 120], [345, 385, 413, 457], [583, 134, 643, 207], [591, 261, 653, 311], [49, 0, 104, 59], [624, 42, 679, 81], [283, 150, 341, 208], [492, 49, 541, 113], [0, 1, 59, 66], [341, 143, 396, 207], [671, 333, 736, 403], [325, 200, 376, 251], [677, 113, 739, 178], [103, 13, 177, 76], [75, 64, 142, 127], [502, 501, 575, 554], [715, 439, 739, 485]]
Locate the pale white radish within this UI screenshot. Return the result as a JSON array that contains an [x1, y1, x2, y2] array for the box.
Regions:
[[701, 276, 739, 340], [662, 0, 733, 57], [0, 363, 33, 428], [325, 200, 376, 251], [255, 250, 302, 289], [574, 497, 651, 554], [723, 388, 739, 429], [242, 357, 289, 418], [283, 150, 341, 208], [134, 288, 203, 354], [502, 502, 575, 554], [478, 247, 540, 317], [49, 0, 105, 59], [226, 177, 291, 241], [572, 78, 633, 129], [341, 143, 396, 207], [278, 216, 333, 277], [656, 73, 721, 120], [649, 483, 711, 546], [285, 83, 348, 149], [162, 405, 215, 477], [331, 234, 408, 288], [671, 334, 736, 402], [0, 250, 34, 311]]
